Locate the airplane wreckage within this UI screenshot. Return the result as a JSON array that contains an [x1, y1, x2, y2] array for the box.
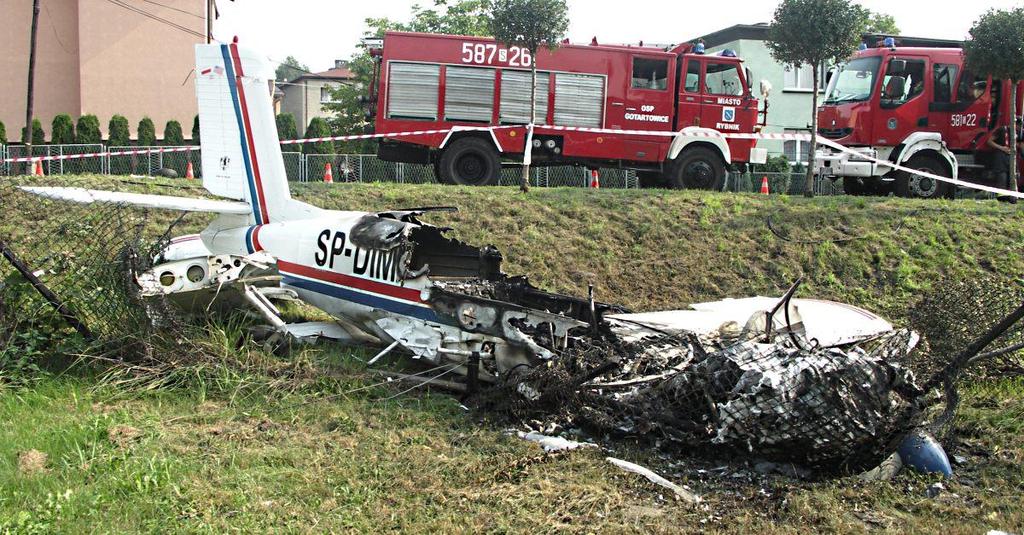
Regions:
[[15, 41, 1015, 476]]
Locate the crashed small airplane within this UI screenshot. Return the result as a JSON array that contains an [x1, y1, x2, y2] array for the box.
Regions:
[[23, 42, 927, 471]]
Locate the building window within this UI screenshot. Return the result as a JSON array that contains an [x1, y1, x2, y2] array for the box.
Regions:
[[783, 130, 810, 164], [320, 85, 338, 104], [783, 64, 825, 92]]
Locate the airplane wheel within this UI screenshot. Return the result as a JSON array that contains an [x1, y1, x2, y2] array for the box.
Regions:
[[895, 154, 951, 199], [667, 147, 725, 190], [437, 138, 500, 186]]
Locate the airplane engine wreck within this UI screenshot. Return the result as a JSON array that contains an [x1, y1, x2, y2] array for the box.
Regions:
[[132, 210, 928, 471]]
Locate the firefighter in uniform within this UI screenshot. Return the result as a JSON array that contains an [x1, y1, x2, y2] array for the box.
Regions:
[[988, 118, 1024, 203]]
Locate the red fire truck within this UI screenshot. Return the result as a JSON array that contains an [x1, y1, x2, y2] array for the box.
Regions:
[[367, 31, 769, 187], [816, 43, 1024, 198]]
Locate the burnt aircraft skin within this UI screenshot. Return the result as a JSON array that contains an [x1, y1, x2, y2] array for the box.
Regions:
[[147, 209, 621, 383]]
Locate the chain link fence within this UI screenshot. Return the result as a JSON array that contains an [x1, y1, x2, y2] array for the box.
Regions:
[[0, 143, 868, 195], [726, 171, 844, 196], [2, 145, 644, 188]]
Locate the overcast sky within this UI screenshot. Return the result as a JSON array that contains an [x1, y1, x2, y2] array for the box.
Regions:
[[213, 0, 1023, 72]]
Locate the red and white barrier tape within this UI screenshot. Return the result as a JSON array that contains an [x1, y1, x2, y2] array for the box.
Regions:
[[4, 124, 1019, 199]]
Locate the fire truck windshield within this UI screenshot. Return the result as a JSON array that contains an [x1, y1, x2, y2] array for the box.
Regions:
[[824, 56, 881, 105]]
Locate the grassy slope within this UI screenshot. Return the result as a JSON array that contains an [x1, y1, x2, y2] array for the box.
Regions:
[[2, 177, 1024, 533]]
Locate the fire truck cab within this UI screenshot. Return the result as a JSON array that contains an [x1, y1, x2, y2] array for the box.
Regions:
[[816, 44, 1024, 198], [368, 32, 768, 187]]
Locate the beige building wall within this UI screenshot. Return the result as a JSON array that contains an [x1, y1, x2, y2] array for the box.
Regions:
[[280, 79, 345, 130], [0, 0, 203, 141]]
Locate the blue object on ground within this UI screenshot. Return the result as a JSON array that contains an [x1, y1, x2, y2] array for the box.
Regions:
[[898, 432, 953, 477]]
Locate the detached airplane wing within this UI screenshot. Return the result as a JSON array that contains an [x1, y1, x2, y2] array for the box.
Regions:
[[19, 186, 252, 215]]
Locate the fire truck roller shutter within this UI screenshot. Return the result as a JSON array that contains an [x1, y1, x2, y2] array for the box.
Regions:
[[445, 67, 496, 123], [501, 70, 551, 124], [554, 74, 604, 128], [387, 63, 440, 120]]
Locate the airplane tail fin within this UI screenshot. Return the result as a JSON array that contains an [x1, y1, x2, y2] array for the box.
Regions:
[[195, 42, 299, 224]]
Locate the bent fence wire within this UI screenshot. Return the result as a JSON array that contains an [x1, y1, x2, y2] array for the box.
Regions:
[[0, 176, 192, 359]]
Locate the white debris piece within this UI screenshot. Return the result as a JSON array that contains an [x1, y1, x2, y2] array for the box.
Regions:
[[607, 457, 701, 504], [518, 432, 594, 452]]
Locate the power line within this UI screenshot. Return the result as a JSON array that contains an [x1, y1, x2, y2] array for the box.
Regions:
[[103, 0, 205, 40], [140, 0, 205, 20]]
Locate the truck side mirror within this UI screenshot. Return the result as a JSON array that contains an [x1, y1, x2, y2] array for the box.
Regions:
[[889, 59, 907, 75]]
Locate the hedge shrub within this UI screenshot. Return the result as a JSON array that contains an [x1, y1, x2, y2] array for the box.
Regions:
[[276, 113, 297, 141], [137, 117, 156, 147], [108, 115, 130, 147], [163, 120, 184, 145], [302, 117, 334, 155], [76, 115, 102, 144], [51, 114, 75, 144], [22, 119, 45, 145]]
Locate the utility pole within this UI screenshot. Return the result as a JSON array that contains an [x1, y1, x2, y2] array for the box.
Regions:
[[206, 0, 214, 43], [24, 0, 41, 174]]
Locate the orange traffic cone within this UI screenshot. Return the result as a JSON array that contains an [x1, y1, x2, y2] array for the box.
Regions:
[[590, 169, 600, 189], [323, 162, 334, 183], [185, 161, 195, 180], [760, 175, 770, 195], [33, 159, 45, 177]]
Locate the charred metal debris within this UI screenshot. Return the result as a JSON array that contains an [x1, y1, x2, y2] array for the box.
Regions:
[[342, 214, 943, 473]]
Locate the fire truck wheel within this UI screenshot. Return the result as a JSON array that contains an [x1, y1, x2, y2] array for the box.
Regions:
[[667, 147, 725, 190], [438, 138, 501, 186], [894, 154, 951, 199], [433, 160, 453, 184]]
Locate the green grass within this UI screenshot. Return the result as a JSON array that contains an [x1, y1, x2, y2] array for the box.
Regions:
[[3, 176, 1024, 532]]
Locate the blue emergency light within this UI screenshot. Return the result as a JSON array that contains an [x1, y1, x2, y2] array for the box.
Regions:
[[694, 42, 705, 54], [858, 42, 868, 51], [883, 37, 896, 48], [719, 49, 737, 57]]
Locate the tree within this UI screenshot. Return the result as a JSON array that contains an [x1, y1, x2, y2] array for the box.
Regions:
[[137, 117, 156, 146], [767, 0, 864, 197], [191, 114, 200, 144], [302, 117, 335, 155], [323, 1, 495, 156], [22, 119, 45, 145], [51, 114, 75, 144], [275, 56, 309, 82], [490, 0, 569, 192], [163, 120, 184, 145], [108, 115, 130, 147], [861, 9, 899, 36], [75, 114, 102, 144], [276, 113, 298, 141], [0, 120, 6, 145], [965, 7, 1024, 194], [365, 0, 493, 37]]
